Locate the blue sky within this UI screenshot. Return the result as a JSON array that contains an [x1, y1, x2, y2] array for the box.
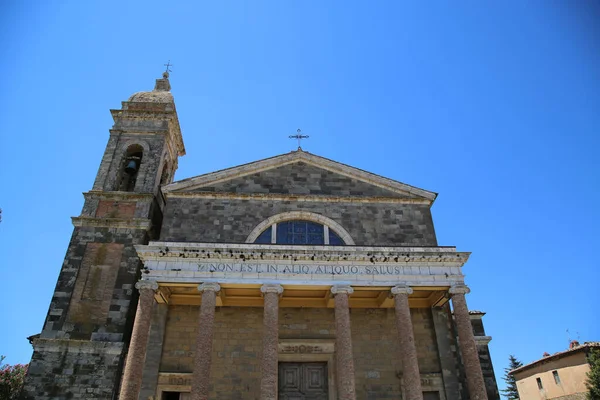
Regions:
[[1, 0, 599, 394]]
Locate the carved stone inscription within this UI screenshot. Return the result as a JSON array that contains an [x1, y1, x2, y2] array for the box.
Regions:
[[279, 341, 334, 355], [201, 263, 407, 274]]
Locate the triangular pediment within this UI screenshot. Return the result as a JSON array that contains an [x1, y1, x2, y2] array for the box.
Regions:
[[163, 150, 437, 201]]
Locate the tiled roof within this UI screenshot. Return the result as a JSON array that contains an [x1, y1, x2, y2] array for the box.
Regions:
[[510, 342, 600, 375]]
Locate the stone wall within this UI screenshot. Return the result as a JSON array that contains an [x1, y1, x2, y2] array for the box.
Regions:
[[39, 226, 146, 341], [157, 306, 442, 399], [22, 339, 124, 399], [161, 197, 437, 246], [193, 162, 411, 198], [92, 131, 169, 195]]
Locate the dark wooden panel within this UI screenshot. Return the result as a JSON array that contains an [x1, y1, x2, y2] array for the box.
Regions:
[[423, 391, 441, 400], [279, 362, 328, 400]]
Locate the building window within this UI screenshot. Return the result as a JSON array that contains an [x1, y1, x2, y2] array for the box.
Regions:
[[253, 220, 345, 245], [553, 370, 561, 384], [536, 377, 543, 390]]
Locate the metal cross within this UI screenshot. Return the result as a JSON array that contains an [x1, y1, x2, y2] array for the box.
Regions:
[[164, 60, 173, 73], [289, 129, 309, 149]]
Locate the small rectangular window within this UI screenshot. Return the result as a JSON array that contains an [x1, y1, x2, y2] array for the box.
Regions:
[[536, 377, 543, 390], [553, 370, 561, 384]]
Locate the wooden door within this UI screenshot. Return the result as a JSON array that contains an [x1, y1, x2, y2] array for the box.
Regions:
[[279, 362, 328, 400]]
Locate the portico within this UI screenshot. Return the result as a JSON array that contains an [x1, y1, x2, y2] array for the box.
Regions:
[[115, 241, 490, 400]]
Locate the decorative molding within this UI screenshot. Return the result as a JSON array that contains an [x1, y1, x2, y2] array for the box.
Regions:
[[136, 241, 470, 264], [468, 311, 486, 319], [71, 216, 152, 230], [245, 211, 355, 245], [277, 339, 337, 400], [166, 191, 431, 205], [135, 280, 159, 291], [449, 284, 470, 295], [31, 338, 124, 354], [391, 285, 413, 296], [83, 191, 155, 201], [331, 285, 354, 295], [278, 339, 335, 355], [260, 284, 284, 295], [198, 282, 220, 293], [135, 242, 468, 287], [474, 335, 492, 346], [162, 149, 437, 201]]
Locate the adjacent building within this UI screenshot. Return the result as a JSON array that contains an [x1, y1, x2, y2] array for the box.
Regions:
[[511, 341, 598, 400], [22, 72, 499, 399]]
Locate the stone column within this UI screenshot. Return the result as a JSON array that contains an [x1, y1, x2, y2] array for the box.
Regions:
[[119, 280, 158, 400], [391, 285, 423, 400], [190, 282, 220, 400], [260, 284, 284, 400], [331, 285, 356, 400], [450, 285, 488, 400]]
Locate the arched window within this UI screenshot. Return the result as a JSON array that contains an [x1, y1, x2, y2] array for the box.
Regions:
[[253, 220, 345, 245], [117, 144, 143, 192]]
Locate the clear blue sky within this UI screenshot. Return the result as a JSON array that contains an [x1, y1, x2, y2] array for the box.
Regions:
[[1, 1, 599, 395]]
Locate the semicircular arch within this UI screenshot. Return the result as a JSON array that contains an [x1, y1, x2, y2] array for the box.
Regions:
[[245, 211, 355, 245]]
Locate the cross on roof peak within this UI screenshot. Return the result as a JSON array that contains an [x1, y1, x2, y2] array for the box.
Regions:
[[289, 129, 309, 150], [163, 60, 173, 78]]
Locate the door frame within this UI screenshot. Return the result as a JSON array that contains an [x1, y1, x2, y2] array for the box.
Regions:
[[278, 339, 336, 399]]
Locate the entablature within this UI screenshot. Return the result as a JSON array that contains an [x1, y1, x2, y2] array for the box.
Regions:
[[136, 241, 469, 289]]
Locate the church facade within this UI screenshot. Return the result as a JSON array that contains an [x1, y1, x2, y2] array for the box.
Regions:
[[22, 73, 499, 400]]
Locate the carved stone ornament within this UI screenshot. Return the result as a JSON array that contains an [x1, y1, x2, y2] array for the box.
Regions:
[[135, 280, 159, 291], [260, 284, 284, 295], [449, 284, 470, 295], [330, 285, 354, 295], [391, 285, 413, 296], [197, 282, 221, 293]]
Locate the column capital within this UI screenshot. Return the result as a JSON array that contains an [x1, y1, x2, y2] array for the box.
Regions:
[[198, 282, 221, 293], [135, 280, 159, 291], [331, 285, 354, 295], [449, 284, 470, 295], [391, 285, 413, 296], [261, 284, 284, 295]]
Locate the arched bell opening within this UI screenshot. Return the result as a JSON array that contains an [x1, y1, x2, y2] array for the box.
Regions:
[[117, 144, 144, 192]]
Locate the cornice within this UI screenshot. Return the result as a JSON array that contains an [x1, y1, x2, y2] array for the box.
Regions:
[[110, 106, 185, 157], [165, 192, 431, 204], [135, 241, 470, 266], [72, 216, 152, 231], [83, 191, 155, 201], [474, 336, 492, 346], [163, 150, 436, 201]]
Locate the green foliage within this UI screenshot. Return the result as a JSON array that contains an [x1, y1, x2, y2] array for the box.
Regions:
[[0, 356, 28, 400], [587, 348, 600, 400], [501, 354, 523, 400]]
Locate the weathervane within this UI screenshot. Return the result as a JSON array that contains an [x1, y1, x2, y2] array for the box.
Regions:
[[163, 60, 173, 78], [289, 129, 309, 150]]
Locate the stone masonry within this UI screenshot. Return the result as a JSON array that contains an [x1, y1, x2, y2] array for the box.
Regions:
[[160, 196, 437, 246], [21, 73, 185, 399], [23, 71, 499, 400]]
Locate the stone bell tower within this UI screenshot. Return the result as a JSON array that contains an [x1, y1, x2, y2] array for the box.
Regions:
[[22, 72, 185, 399]]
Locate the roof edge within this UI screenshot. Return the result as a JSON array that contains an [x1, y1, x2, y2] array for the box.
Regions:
[[163, 149, 437, 201], [510, 342, 600, 375]]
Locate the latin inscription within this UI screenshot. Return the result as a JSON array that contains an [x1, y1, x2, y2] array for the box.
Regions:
[[195, 263, 409, 275], [281, 344, 323, 354], [168, 377, 191, 386]]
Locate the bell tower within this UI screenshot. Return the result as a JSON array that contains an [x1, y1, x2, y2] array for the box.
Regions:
[[22, 72, 185, 399]]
